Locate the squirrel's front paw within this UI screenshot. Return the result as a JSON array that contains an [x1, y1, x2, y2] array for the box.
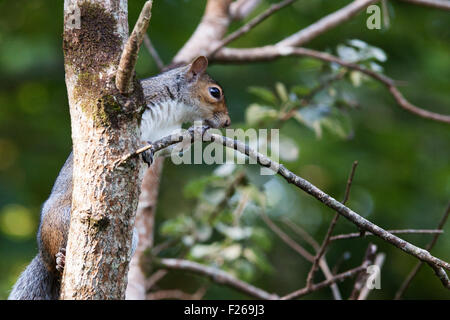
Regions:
[[142, 141, 154, 167], [55, 247, 66, 273]]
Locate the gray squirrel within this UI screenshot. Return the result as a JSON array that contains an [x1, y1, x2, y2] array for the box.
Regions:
[[8, 56, 230, 300]]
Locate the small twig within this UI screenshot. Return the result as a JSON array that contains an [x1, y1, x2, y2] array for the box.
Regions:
[[147, 286, 208, 300], [395, 203, 450, 299], [281, 264, 367, 300], [210, 0, 297, 56], [362, 253, 386, 299], [116, 1, 153, 94], [276, 0, 380, 47], [428, 263, 450, 289], [355, 252, 386, 300], [306, 161, 359, 289], [281, 218, 320, 252], [213, 46, 450, 124], [143, 34, 164, 71], [330, 229, 444, 241], [209, 171, 246, 223], [349, 243, 378, 299], [273, 71, 346, 129], [229, 0, 262, 20], [261, 212, 341, 299], [157, 258, 279, 300], [146, 269, 168, 291], [260, 211, 314, 262], [397, 0, 450, 10], [331, 251, 352, 275]]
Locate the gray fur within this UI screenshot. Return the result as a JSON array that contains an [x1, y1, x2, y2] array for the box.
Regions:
[[8, 255, 60, 300]]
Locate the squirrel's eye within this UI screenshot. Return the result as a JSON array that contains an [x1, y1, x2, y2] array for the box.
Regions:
[[209, 87, 221, 99]]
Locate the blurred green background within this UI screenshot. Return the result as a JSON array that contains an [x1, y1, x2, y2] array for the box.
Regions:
[[0, 0, 449, 299]]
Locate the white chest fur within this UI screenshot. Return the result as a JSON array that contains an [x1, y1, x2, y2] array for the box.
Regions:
[[139, 100, 199, 143]]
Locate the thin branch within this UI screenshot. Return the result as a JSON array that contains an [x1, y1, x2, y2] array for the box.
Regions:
[[210, 0, 298, 56], [306, 161, 359, 288], [116, 0, 153, 94], [349, 243, 378, 299], [172, 0, 234, 64], [281, 264, 367, 300], [262, 213, 341, 299], [147, 287, 207, 300], [281, 218, 320, 252], [357, 253, 385, 299], [330, 229, 444, 241], [146, 269, 168, 291], [352, 250, 386, 300], [397, 0, 450, 10], [260, 211, 314, 262], [143, 34, 164, 71], [229, 0, 263, 20], [157, 258, 279, 300], [276, 0, 380, 47], [213, 46, 450, 124], [428, 263, 450, 289], [395, 203, 450, 299], [209, 171, 247, 223], [121, 127, 450, 281]]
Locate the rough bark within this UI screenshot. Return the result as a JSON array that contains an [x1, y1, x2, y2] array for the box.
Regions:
[[61, 0, 145, 299]]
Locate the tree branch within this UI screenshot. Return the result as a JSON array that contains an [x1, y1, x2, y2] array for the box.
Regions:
[[281, 218, 320, 252], [229, 0, 262, 20], [395, 203, 450, 299], [281, 264, 367, 300], [157, 258, 279, 300], [172, 0, 234, 64], [306, 161, 358, 289], [276, 0, 380, 47], [143, 34, 164, 71], [397, 0, 450, 10], [213, 46, 450, 123], [116, 0, 153, 94], [210, 0, 298, 56], [260, 212, 342, 299], [122, 127, 450, 287], [349, 243, 378, 299], [330, 229, 444, 241]]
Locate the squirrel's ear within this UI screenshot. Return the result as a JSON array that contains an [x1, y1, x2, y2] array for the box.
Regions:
[[187, 56, 208, 79]]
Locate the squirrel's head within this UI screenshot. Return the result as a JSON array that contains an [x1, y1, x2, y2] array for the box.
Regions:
[[183, 56, 231, 128]]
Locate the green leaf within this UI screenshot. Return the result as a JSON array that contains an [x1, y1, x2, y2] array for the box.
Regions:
[[275, 82, 289, 103], [248, 86, 277, 105], [160, 215, 194, 237], [245, 104, 278, 126], [336, 44, 360, 62], [291, 85, 312, 97], [243, 248, 273, 273], [350, 71, 363, 87], [221, 244, 242, 261], [183, 175, 220, 199], [278, 135, 300, 162], [233, 259, 255, 282], [190, 243, 221, 259], [250, 227, 272, 250], [216, 222, 252, 240]]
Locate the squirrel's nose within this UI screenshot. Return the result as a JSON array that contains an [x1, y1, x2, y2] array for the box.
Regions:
[[224, 118, 231, 127]]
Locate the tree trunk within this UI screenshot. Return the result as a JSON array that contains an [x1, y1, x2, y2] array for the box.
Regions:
[[60, 0, 145, 299]]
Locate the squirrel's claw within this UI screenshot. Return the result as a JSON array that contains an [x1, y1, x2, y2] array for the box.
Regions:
[[142, 141, 154, 167], [55, 248, 66, 273]]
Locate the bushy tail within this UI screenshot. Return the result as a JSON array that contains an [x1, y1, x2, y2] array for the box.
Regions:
[[8, 254, 60, 300]]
